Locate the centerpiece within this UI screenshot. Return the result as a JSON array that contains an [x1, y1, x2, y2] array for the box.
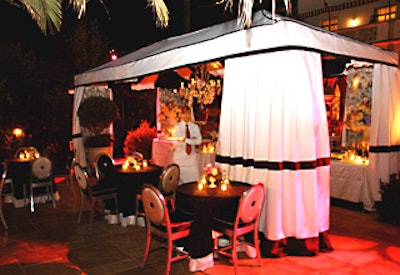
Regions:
[[122, 152, 148, 171], [198, 164, 230, 190]]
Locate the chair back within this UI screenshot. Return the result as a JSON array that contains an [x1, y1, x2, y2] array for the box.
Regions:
[[0, 162, 9, 230], [141, 184, 168, 226], [74, 164, 88, 190], [0, 162, 6, 193], [237, 182, 265, 224], [159, 164, 180, 194], [31, 157, 52, 180], [95, 154, 114, 180]]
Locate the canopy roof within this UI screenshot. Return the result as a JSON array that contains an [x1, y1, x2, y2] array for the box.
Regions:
[[74, 10, 399, 87]]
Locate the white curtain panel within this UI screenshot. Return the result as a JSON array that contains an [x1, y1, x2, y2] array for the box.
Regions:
[[72, 85, 113, 168], [72, 86, 86, 167], [370, 64, 400, 200], [218, 50, 330, 241]]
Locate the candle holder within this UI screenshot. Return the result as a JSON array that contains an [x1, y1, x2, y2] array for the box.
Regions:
[[122, 155, 148, 171], [197, 164, 230, 190]]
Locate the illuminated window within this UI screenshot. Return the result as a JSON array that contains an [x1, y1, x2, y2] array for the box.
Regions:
[[321, 17, 338, 31], [375, 5, 397, 22]]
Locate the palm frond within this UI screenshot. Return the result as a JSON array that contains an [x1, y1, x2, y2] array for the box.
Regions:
[[225, 0, 255, 29], [19, 0, 62, 35], [68, 0, 86, 19], [146, 0, 169, 28]]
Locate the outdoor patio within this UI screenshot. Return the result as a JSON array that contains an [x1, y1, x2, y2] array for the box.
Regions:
[[0, 178, 399, 274]]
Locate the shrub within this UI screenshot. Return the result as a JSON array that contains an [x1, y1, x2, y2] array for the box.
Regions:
[[123, 121, 157, 159], [77, 96, 120, 147], [377, 172, 400, 225], [77, 96, 120, 136]]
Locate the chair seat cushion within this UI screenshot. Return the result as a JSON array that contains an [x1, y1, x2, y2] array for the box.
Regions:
[[32, 177, 52, 184], [84, 184, 118, 196], [154, 220, 191, 233], [212, 216, 251, 230], [169, 210, 193, 223], [153, 210, 192, 233]]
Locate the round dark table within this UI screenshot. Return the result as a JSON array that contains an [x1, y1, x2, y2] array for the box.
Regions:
[[175, 181, 250, 259], [7, 158, 32, 200], [106, 164, 162, 217]]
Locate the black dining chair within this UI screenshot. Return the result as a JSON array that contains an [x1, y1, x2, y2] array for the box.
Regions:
[[135, 163, 180, 225], [211, 182, 265, 274], [74, 163, 118, 230], [66, 155, 78, 197], [141, 184, 192, 275], [94, 153, 114, 183], [28, 156, 56, 212]]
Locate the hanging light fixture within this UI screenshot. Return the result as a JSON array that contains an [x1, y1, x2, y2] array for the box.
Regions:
[[179, 64, 222, 106]]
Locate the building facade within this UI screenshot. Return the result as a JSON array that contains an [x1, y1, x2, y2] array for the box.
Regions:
[[296, 0, 400, 55]]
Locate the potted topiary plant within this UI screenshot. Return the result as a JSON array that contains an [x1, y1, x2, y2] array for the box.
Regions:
[[77, 96, 120, 163]]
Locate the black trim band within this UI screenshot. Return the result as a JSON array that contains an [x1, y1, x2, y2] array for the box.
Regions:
[[216, 155, 330, 171], [369, 145, 400, 153], [72, 133, 82, 139]]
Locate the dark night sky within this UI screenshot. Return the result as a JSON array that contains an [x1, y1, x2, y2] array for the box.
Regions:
[[0, 0, 290, 54], [82, 0, 235, 53], [0, 0, 235, 55]]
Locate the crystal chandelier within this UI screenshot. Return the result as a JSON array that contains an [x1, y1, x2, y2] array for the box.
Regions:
[[179, 65, 222, 106]]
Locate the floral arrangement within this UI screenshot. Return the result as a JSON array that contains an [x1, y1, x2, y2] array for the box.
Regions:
[[159, 101, 182, 122], [198, 164, 229, 189], [123, 120, 157, 159], [344, 96, 372, 132], [158, 101, 183, 136]]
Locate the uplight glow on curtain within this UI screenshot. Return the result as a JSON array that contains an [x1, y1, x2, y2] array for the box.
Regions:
[[218, 50, 330, 240]]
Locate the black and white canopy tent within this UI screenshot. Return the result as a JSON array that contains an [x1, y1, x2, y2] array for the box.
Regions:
[[73, 10, 400, 250]]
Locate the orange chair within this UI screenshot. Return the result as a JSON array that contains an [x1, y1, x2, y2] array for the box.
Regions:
[[212, 182, 265, 274], [135, 163, 180, 225], [141, 184, 191, 275]]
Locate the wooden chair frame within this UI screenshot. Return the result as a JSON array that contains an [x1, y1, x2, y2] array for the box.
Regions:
[[141, 184, 191, 275], [135, 163, 180, 225], [212, 182, 265, 274]]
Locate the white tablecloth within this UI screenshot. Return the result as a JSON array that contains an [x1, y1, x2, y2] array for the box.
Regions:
[[151, 138, 216, 174], [330, 159, 374, 211], [151, 138, 174, 168]]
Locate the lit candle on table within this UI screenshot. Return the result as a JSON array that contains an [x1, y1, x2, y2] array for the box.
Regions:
[[223, 177, 230, 185], [221, 183, 227, 191], [142, 160, 148, 168], [209, 177, 216, 188]]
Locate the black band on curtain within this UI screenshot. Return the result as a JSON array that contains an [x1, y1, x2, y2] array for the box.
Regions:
[[72, 133, 82, 139], [370, 144, 400, 153], [216, 155, 330, 171]]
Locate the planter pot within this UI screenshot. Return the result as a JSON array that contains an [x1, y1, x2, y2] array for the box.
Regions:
[[86, 146, 113, 165]]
